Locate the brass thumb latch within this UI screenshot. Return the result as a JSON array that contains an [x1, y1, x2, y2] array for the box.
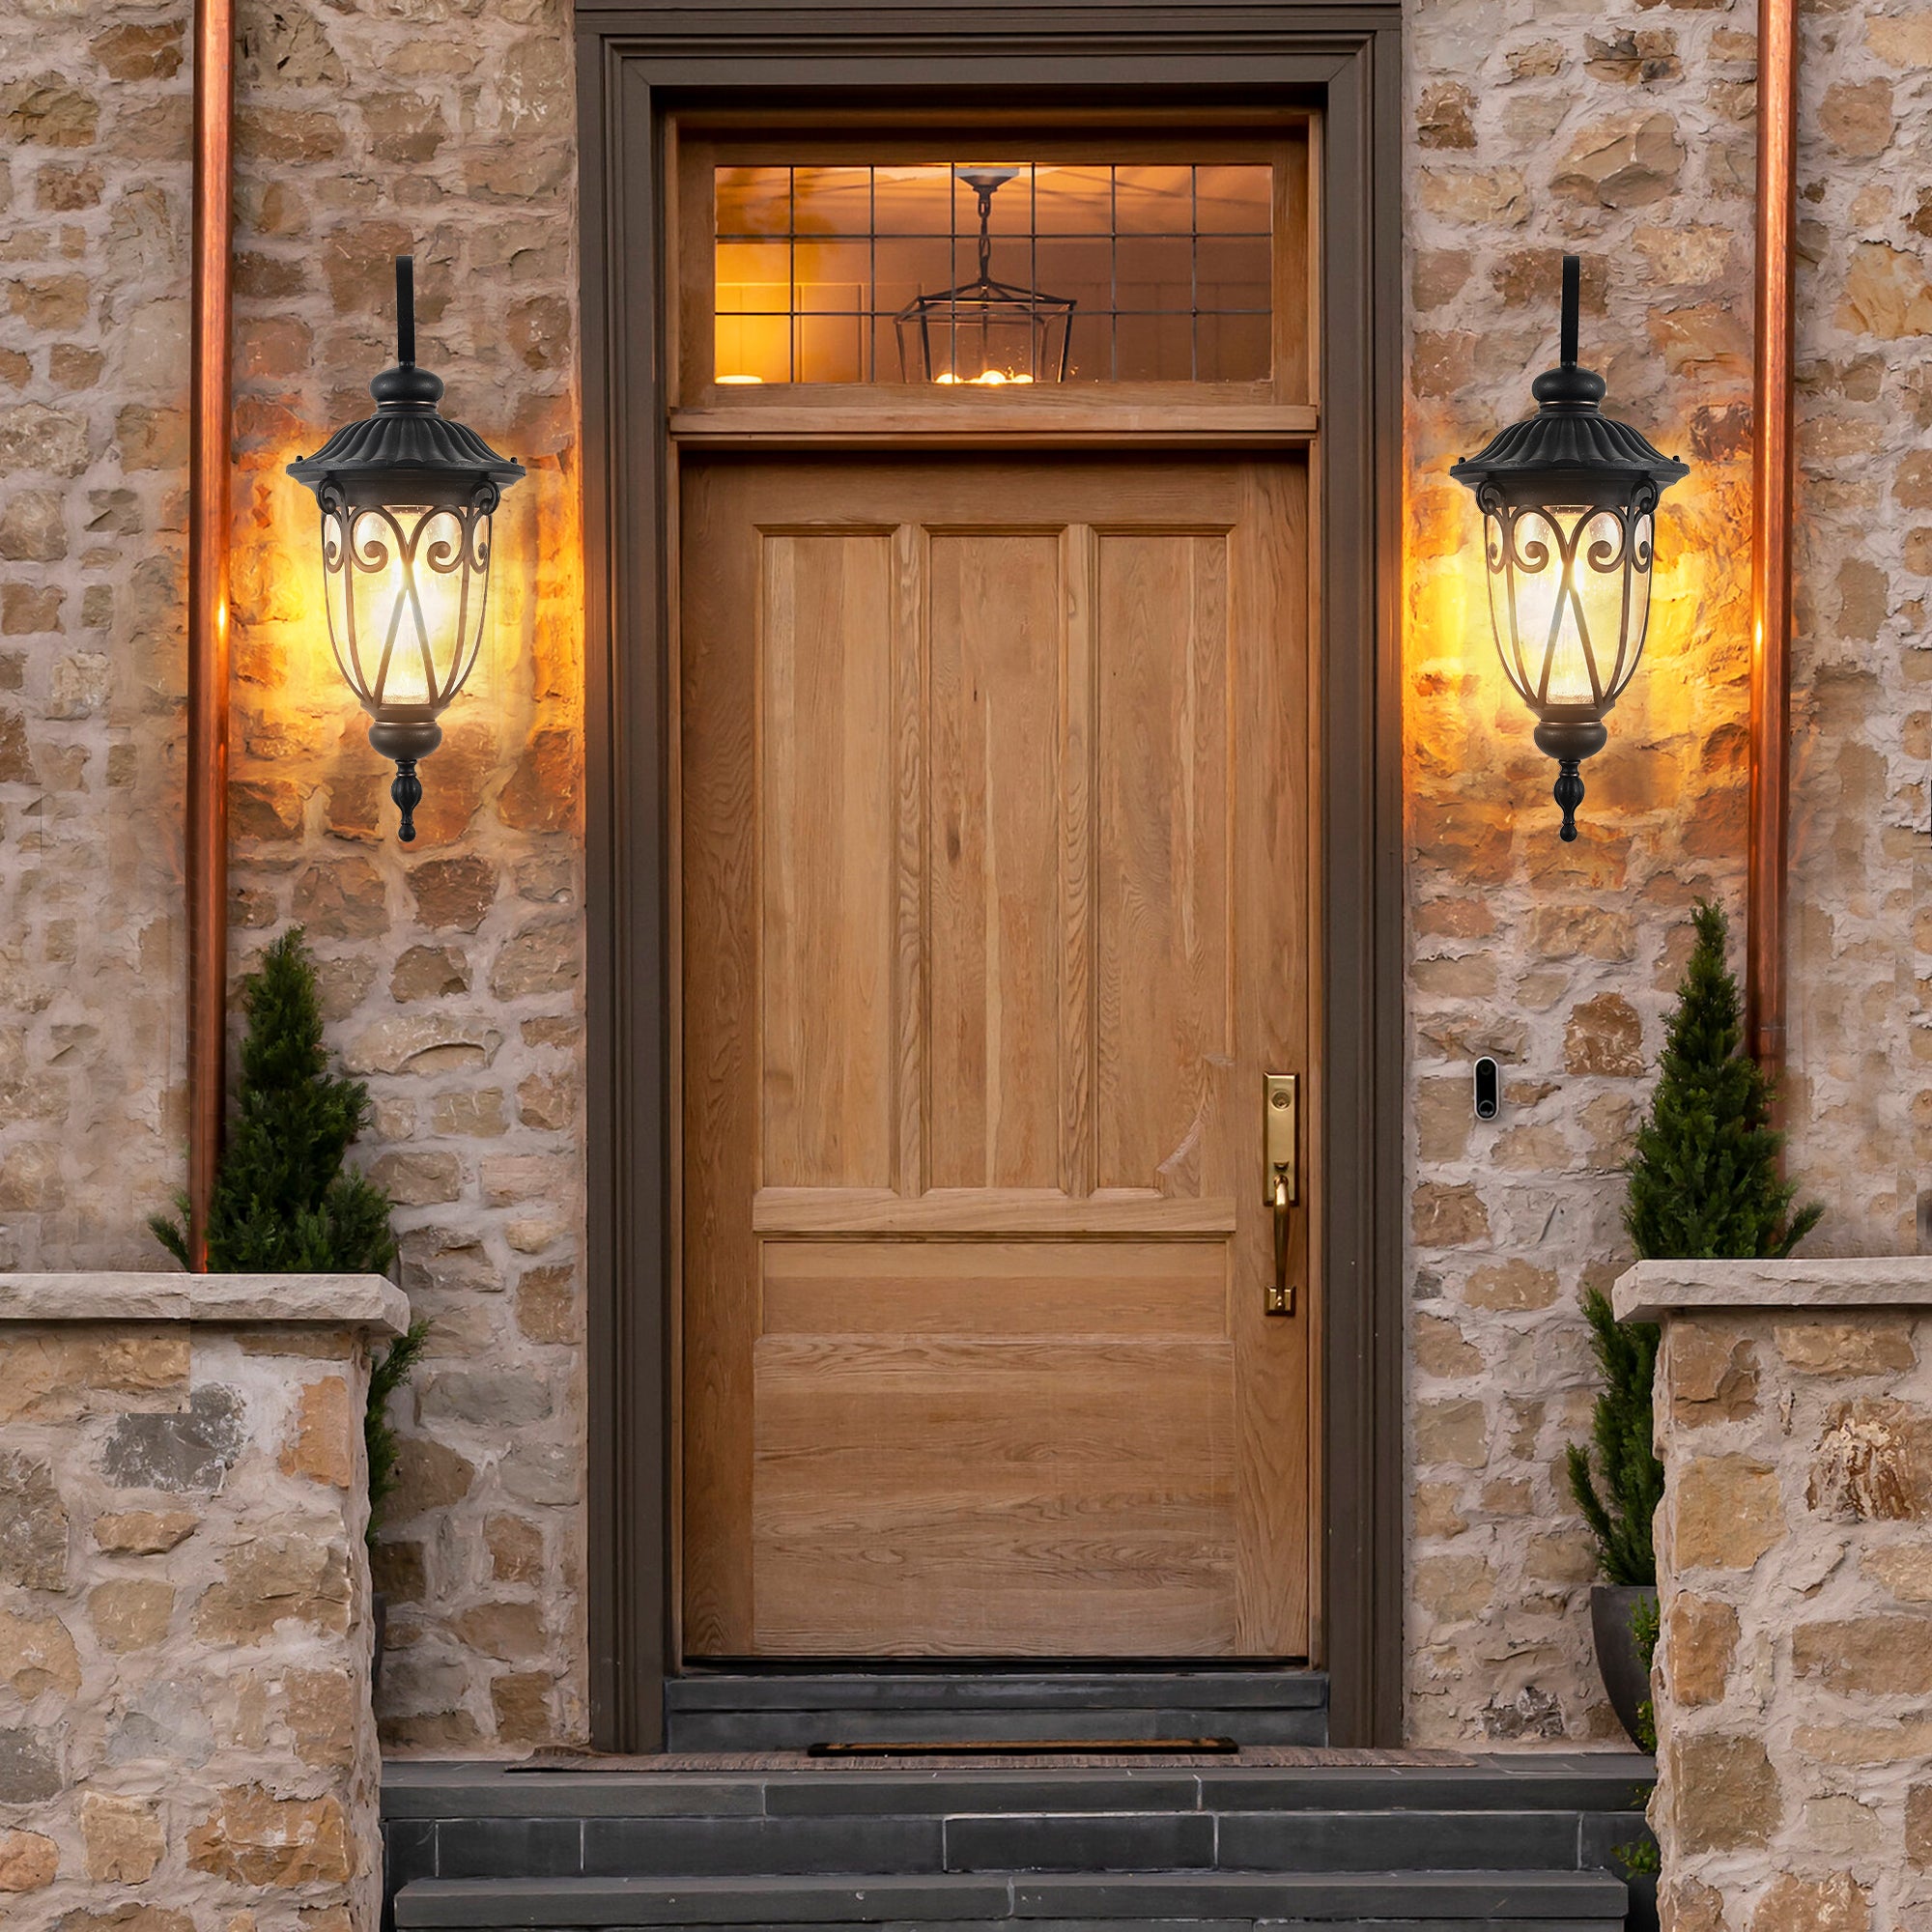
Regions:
[[1264, 1074, 1298, 1317]]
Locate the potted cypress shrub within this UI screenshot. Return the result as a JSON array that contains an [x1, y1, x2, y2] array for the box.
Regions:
[[1569, 900, 1819, 1747], [153, 927, 428, 1684]]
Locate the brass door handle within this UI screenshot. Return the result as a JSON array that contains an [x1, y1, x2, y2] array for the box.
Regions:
[[1268, 1169, 1294, 1318], [1264, 1073, 1297, 1318]]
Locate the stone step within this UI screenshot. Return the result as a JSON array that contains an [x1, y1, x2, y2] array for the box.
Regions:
[[420, 1808, 1604, 1882], [393, 1867, 1632, 1928], [664, 1672, 1329, 1752], [383, 1755, 1656, 1823]]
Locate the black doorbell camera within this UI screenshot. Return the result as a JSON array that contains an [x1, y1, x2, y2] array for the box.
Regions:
[[1473, 1056, 1500, 1122]]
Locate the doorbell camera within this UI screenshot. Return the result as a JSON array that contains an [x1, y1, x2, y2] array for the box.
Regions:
[[1473, 1056, 1500, 1122]]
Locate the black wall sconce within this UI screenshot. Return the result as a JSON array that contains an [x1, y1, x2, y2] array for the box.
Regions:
[[1452, 256, 1689, 840], [288, 256, 525, 841]]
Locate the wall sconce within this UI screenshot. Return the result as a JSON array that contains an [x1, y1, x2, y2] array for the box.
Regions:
[[896, 167, 1075, 385], [1452, 256, 1688, 840], [288, 257, 525, 841]]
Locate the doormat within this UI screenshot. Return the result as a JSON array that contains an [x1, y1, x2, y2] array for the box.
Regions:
[[508, 1746, 1482, 1773], [806, 1738, 1239, 1757]]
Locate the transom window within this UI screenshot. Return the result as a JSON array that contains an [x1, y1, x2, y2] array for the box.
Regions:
[[713, 162, 1274, 387]]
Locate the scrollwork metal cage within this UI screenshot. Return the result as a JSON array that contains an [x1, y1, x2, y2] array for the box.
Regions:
[[289, 257, 525, 840], [1452, 257, 1688, 840]]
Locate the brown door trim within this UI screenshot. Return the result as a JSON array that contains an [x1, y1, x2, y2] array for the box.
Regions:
[[576, 2, 1405, 1750]]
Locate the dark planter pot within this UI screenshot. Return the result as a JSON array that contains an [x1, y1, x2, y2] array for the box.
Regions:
[[372, 1590, 388, 1698], [1592, 1582, 1658, 1749], [1625, 1870, 1660, 1932]]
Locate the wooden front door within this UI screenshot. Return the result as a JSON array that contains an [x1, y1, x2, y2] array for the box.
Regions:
[[680, 451, 1313, 1659]]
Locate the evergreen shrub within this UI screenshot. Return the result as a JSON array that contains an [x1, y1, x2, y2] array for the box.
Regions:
[[1569, 900, 1821, 1585]]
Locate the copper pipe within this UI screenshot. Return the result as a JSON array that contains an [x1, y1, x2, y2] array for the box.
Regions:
[[186, 0, 234, 1269], [1747, 0, 1798, 1079]]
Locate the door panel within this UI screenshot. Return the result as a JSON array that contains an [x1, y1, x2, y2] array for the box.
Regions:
[[680, 454, 1311, 1659]]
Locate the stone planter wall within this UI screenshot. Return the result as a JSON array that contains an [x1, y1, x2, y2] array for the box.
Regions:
[[1618, 1260, 1932, 1932], [0, 1272, 405, 1929]]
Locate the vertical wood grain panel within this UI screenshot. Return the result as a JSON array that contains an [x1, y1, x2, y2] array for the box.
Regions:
[[760, 530, 895, 1188], [1060, 524, 1097, 1201], [1094, 530, 1233, 1197], [679, 459, 759, 1651], [925, 531, 1064, 1190], [1232, 460, 1312, 1654], [892, 522, 925, 1201]]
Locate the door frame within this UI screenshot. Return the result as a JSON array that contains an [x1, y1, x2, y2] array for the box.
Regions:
[[577, 0, 1405, 1749]]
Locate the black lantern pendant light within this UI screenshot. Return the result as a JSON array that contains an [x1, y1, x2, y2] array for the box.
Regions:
[[896, 167, 1075, 386], [1451, 256, 1689, 840], [288, 257, 526, 841]]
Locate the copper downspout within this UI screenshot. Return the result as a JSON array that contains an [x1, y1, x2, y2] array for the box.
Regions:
[[1747, 0, 1799, 1078], [186, 0, 234, 1268]]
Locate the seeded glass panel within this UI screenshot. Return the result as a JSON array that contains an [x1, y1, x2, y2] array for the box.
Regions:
[[712, 162, 1272, 384]]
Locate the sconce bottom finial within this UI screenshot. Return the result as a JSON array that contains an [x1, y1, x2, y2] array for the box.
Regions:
[[368, 710, 441, 846], [1531, 718, 1608, 845], [1552, 760, 1585, 843], [390, 760, 424, 843]]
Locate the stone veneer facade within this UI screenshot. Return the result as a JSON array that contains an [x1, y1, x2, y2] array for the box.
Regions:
[[0, 1272, 402, 1927], [1405, 0, 1931, 1744], [0, 0, 1926, 1750], [1620, 1260, 1932, 1932]]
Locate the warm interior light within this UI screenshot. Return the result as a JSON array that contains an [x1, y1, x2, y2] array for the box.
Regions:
[[1484, 504, 1653, 712], [320, 501, 487, 715], [715, 160, 1274, 385], [933, 370, 1037, 386], [717, 374, 764, 384]]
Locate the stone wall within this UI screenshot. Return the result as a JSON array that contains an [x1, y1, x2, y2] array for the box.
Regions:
[[1620, 1260, 1932, 1932], [1404, 0, 1931, 1744], [0, 1272, 402, 1928], [223, 0, 586, 1760], [0, 0, 589, 1753], [0, 0, 195, 1264], [1781, 0, 1932, 1247]]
